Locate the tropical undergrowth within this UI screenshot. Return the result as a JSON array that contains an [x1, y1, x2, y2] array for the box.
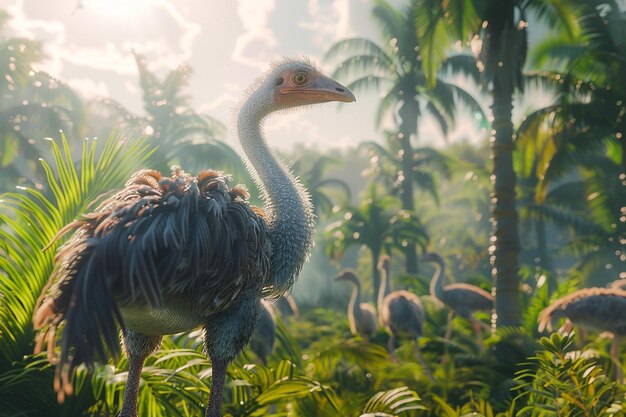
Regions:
[[1, 134, 625, 417]]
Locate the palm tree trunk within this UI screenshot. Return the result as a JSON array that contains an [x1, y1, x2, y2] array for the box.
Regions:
[[398, 101, 419, 274], [490, 54, 521, 327]]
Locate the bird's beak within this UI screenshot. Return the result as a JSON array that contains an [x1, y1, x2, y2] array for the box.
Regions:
[[308, 73, 356, 103], [282, 72, 356, 105], [334, 275, 343, 281]]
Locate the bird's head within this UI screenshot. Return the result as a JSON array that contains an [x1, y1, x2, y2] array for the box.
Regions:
[[335, 268, 359, 283], [255, 58, 355, 111], [419, 252, 443, 264], [377, 255, 390, 271]]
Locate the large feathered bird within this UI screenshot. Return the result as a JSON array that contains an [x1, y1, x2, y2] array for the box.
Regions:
[[377, 256, 429, 377], [33, 58, 355, 417], [538, 287, 626, 380], [420, 252, 493, 349], [335, 269, 379, 339]]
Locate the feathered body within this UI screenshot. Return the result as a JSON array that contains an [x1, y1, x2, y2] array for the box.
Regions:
[[538, 286, 626, 381], [379, 290, 424, 339], [35, 168, 272, 368], [377, 257, 425, 351], [420, 252, 492, 348], [33, 58, 355, 417], [424, 252, 493, 318], [538, 287, 626, 334], [336, 269, 379, 339]]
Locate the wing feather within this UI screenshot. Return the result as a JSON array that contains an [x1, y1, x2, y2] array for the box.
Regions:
[[33, 167, 272, 395]]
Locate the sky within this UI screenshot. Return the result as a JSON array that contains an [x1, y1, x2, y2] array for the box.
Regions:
[[0, 0, 487, 152]]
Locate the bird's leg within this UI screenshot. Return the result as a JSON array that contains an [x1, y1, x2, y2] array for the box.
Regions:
[[610, 336, 623, 383], [444, 310, 454, 340], [119, 330, 162, 417], [387, 334, 398, 362], [206, 358, 228, 417], [203, 292, 260, 417]]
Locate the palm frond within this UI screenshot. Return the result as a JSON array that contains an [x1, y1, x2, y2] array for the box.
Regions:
[[371, 0, 404, 50], [332, 55, 396, 84], [0, 132, 153, 406], [361, 386, 425, 415], [325, 39, 393, 68]]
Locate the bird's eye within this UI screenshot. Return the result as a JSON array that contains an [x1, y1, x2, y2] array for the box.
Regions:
[[292, 72, 308, 85]]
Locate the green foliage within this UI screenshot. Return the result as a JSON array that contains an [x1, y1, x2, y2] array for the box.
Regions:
[[0, 133, 153, 415], [515, 333, 625, 416], [2, 2, 626, 417], [290, 152, 351, 219]]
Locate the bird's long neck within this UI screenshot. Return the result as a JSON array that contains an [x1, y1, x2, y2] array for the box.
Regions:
[[238, 97, 315, 297], [429, 257, 446, 302], [377, 266, 390, 313], [347, 278, 361, 332]]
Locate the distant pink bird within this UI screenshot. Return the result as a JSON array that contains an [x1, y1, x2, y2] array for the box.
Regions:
[[377, 256, 431, 379], [336, 269, 379, 339], [420, 252, 493, 349], [538, 286, 626, 380]]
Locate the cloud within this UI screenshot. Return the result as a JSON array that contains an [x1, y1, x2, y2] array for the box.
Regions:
[[299, 0, 353, 49], [232, 0, 277, 70], [5, 0, 67, 74], [5, 0, 202, 76]]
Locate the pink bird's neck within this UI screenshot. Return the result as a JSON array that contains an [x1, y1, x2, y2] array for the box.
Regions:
[[429, 258, 446, 302]]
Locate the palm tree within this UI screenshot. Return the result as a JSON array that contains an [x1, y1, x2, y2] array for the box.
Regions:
[[325, 184, 429, 301], [514, 127, 606, 273], [531, 0, 626, 175], [89, 52, 245, 180], [417, 0, 579, 326], [325, 0, 482, 275], [360, 129, 451, 206], [0, 11, 85, 192], [518, 0, 625, 282], [290, 152, 351, 219]]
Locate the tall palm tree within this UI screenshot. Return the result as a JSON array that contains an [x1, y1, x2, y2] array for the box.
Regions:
[[325, 0, 482, 274], [417, 0, 579, 326], [325, 184, 429, 302]]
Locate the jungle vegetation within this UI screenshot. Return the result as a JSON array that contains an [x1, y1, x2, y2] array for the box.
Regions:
[[0, 1, 625, 416]]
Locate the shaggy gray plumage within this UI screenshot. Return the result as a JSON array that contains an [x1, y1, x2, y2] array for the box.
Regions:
[[33, 58, 354, 417]]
